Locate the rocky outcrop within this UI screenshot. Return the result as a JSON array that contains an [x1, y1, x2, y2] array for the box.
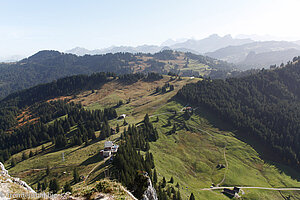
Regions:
[[142, 177, 158, 200], [0, 162, 36, 194]]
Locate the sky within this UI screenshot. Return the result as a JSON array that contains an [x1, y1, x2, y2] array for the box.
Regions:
[[1, 0, 300, 58]]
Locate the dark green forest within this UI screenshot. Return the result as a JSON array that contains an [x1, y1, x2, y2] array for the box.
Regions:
[[177, 59, 300, 168]]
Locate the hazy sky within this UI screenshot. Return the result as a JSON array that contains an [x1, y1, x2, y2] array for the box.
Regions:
[[1, 0, 300, 58]]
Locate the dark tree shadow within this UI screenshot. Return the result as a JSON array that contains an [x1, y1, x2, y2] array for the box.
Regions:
[[80, 153, 104, 166]]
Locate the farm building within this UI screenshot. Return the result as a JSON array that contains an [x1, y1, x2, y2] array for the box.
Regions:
[[222, 187, 240, 198], [102, 141, 119, 156], [104, 141, 114, 150], [100, 150, 111, 158]]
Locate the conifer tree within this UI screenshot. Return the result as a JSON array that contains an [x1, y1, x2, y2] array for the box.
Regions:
[[169, 176, 174, 184], [49, 179, 60, 194], [73, 168, 80, 183], [162, 177, 166, 188], [153, 169, 157, 184], [189, 193, 195, 200], [116, 124, 120, 133], [63, 182, 72, 193], [22, 152, 28, 160], [11, 158, 16, 167], [46, 165, 50, 176]]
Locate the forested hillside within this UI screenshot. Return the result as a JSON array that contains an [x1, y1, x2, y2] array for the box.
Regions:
[[177, 59, 300, 168], [0, 50, 235, 98], [0, 72, 163, 162]]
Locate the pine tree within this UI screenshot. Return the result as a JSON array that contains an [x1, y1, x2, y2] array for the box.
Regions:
[[29, 150, 34, 158], [46, 165, 50, 176], [116, 124, 120, 133], [177, 190, 182, 200], [22, 152, 28, 160], [37, 182, 41, 192], [169, 176, 174, 184], [162, 177, 166, 188], [42, 179, 48, 191], [11, 158, 16, 167], [153, 169, 157, 184], [144, 114, 150, 124], [49, 179, 60, 194], [189, 193, 195, 200], [73, 168, 80, 183], [63, 182, 72, 193]]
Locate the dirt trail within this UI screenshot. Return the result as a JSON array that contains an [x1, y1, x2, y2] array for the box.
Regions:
[[201, 186, 300, 191]]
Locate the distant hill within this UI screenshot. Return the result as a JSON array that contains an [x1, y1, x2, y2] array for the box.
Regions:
[[206, 41, 300, 68], [0, 50, 235, 98], [241, 48, 300, 68]]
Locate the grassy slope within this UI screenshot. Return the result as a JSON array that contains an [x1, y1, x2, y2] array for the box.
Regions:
[[150, 101, 300, 200], [5, 76, 300, 199], [4, 76, 196, 195]]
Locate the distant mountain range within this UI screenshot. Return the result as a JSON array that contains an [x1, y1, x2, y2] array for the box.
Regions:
[[169, 34, 253, 53], [65, 34, 254, 56], [205, 41, 300, 68], [3, 34, 300, 69], [66, 34, 300, 69]]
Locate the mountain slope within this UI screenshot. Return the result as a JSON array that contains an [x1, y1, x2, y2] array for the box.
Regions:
[[0, 70, 299, 199], [4, 74, 300, 200], [177, 60, 300, 168], [0, 50, 235, 98]]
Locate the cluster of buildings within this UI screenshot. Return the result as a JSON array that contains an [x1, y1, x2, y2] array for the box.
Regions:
[[100, 141, 119, 157]]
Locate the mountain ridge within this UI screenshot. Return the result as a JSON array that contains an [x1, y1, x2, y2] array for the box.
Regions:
[[65, 34, 254, 56]]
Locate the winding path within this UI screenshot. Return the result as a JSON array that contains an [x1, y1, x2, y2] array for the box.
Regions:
[[216, 143, 228, 187], [84, 156, 111, 183], [201, 186, 300, 191]]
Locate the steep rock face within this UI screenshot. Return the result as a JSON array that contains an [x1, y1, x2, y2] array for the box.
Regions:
[[142, 177, 158, 200], [0, 162, 36, 196]]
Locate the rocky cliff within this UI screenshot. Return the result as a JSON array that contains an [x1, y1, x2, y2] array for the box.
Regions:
[[142, 177, 158, 200], [0, 162, 35, 199]]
